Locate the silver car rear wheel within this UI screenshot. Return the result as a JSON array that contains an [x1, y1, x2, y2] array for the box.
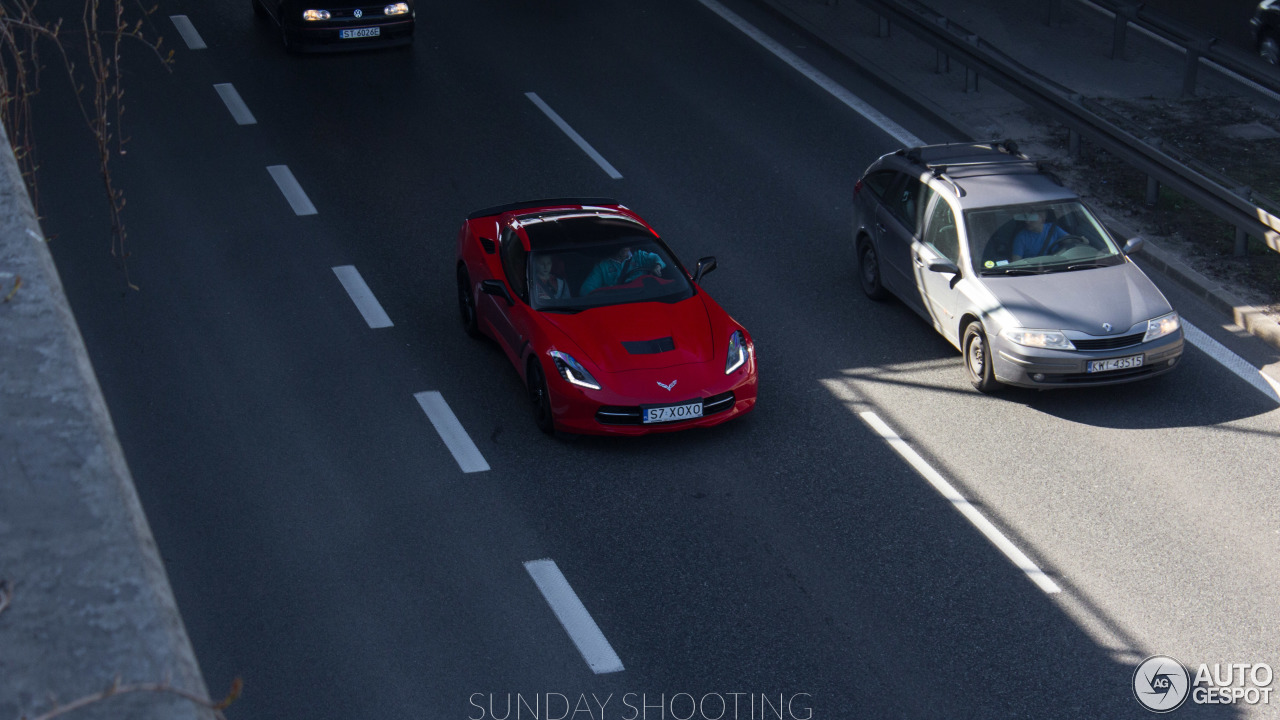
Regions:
[[857, 237, 889, 301]]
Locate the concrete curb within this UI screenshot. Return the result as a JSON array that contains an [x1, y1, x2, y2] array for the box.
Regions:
[[0, 120, 215, 719], [754, 0, 1280, 357]]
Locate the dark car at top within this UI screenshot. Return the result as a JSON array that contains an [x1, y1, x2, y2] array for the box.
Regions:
[[456, 199, 757, 436], [253, 0, 414, 51]]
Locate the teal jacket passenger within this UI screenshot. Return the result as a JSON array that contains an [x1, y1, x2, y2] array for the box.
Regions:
[[580, 248, 666, 295]]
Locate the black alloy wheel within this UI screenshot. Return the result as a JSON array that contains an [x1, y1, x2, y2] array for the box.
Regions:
[[527, 359, 555, 435], [457, 265, 480, 338]]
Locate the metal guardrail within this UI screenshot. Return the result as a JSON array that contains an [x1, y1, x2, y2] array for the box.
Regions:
[[1090, 0, 1280, 99], [857, 0, 1280, 256]]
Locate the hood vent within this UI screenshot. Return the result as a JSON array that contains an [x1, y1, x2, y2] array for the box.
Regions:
[[622, 337, 675, 355]]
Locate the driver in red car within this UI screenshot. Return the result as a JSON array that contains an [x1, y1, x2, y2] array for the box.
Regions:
[[579, 244, 666, 295]]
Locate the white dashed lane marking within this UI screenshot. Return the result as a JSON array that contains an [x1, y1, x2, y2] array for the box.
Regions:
[[169, 15, 207, 50], [413, 392, 489, 474], [332, 266, 392, 329], [214, 84, 257, 126], [524, 559, 625, 674], [267, 165, 318, 216]]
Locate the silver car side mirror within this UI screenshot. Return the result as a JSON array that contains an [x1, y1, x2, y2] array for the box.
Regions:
[[1123, 236, 1145, 255], [927, 258, 961, 275]]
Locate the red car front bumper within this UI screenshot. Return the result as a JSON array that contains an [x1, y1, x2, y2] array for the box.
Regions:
[[545, 356, 757, 436]]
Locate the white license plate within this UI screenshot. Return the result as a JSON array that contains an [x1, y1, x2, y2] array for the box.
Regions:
[[341, 27, 381, 39], [642, 401, 703, 424], [1087, 354, 1144, 373]]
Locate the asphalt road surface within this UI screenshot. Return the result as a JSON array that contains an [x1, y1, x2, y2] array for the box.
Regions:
[[33, 0, 1280, 717]]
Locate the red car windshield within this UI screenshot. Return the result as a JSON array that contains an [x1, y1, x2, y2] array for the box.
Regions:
[[527, 240, 693, 312]]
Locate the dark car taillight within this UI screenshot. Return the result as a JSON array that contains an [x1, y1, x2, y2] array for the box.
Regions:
[[852, 179, 863, 200]]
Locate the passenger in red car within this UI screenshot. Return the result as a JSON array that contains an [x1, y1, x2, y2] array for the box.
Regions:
[[533, 254, 569, 301], [580, 245, 666, 295]]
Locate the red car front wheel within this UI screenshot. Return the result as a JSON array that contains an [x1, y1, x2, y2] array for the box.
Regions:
[[527, 358, 555, 435]]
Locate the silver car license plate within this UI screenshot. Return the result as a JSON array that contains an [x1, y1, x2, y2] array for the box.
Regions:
[[341, 27, 380, 39], [642, 401, 703, 424], [1087, 354, 1144, 373]]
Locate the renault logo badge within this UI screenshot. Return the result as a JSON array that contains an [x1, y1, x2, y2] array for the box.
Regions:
[[354, 8, 362, 17], [1103, 322, 1113, 332]]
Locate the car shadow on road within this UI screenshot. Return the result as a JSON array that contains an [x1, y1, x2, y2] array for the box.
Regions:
[[1010, 352, 1280, 430]]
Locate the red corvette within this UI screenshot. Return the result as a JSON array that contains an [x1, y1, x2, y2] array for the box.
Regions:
[[455, 198, 757, 436]]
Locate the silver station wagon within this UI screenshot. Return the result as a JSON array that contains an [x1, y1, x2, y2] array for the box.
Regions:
[[852, 141, 1184, 392]]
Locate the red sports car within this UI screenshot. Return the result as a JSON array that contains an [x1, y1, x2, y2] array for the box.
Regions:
[[455, 198, 757, 436]]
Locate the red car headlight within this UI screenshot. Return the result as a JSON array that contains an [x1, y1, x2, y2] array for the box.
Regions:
[[549, 350, 601, 390], [725, 330, 748, 374]]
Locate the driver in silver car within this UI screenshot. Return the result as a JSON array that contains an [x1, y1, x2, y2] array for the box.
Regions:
[[1010, 210, 1071, 260]]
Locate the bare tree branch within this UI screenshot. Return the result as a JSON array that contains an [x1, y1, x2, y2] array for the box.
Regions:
[[21, 676, 243, 720], [2, 0, 174, 289]]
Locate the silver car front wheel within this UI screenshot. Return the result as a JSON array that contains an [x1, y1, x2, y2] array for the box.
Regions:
[[963, 323, 1002, 393]]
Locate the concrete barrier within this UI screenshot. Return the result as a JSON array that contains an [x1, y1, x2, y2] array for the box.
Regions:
[[0, 119, 215, 719]]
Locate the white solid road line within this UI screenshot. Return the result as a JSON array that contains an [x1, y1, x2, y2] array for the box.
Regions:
[[266, 165, 318, 216], [214, 84, 257, 126], [859, 411, 1064, 594], [413, 392, 490, 473], [1182, 321, 1280, 404], [523, 559, 625, 674], [524, 92, 624, 180], [331, 266, 393, 329], [169, 15, 207, 50], [695, 0, 924, 148]]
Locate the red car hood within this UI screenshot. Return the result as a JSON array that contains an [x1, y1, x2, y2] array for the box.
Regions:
[[542, 297, 714, 373]]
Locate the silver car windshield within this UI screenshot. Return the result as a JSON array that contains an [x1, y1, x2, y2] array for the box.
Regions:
[[965, 201, 1125, 276]]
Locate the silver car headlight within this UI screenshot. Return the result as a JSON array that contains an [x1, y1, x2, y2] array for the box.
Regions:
[[725, 330, 748, 374], [1000, 328, 1076, 351], [302, 8, 331, 20], [1143, 311, 1180, 342], [384, 2, 409, 15], [549, 351, 601, 390]]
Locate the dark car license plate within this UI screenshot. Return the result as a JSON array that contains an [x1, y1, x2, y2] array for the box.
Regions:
[[341, 27, 381, 39]]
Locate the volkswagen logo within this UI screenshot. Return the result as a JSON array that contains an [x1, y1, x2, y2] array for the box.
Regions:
[[353, 8, 362, 17], [1103, 322, 1113, 333]]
